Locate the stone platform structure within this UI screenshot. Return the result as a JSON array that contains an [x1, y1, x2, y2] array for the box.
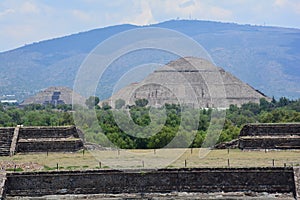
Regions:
[[0, 167, 298, 199], [0, 126, 83, 156], [238, 123, 300, 150]]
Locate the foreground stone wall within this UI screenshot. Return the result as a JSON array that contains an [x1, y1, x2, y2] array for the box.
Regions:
[[4, 168, 296, 197]]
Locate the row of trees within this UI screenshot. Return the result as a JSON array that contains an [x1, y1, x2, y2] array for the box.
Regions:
[[0, 97, 299, 149], [0, 104, 73, 127], [81, 97, 300, 149]]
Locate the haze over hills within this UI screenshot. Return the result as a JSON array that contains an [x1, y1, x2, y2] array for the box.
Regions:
[[0, 20, 299, 102]]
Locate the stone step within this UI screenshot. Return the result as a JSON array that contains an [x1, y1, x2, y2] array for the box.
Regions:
[[0, 149, 10, 152], [0, 145, 11, 149], [0, 131, 13, 155], [0, 138, 12, 142], [0, 144, 10, 148], [0, 141, 12, 143], [0, 143, 11, 156], [0, 141, 11, 144]]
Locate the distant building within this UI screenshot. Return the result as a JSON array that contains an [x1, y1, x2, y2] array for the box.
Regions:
[[0, 100, 18, 104], [0, 94, 18, 104]]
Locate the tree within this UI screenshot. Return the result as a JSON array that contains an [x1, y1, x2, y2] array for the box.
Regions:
[[115, 99, 125, 109], [85, 96, 100, 109], [271, 96, 277, 104], [259, 98, 273, 112], [102, 102, 112, 110], [277, 97, 290, 107]]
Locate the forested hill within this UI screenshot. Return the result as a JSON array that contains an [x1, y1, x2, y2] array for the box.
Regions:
[[0, 20, 299, 101]]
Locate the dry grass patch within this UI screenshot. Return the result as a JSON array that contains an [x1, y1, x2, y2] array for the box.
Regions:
[[1, 149, 300, 171]]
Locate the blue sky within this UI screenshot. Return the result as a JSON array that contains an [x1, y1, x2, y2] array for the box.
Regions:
[[0, 0, 300, 52]]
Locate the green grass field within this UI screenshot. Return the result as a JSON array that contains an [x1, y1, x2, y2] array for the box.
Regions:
[[1, 148, 300, 172]]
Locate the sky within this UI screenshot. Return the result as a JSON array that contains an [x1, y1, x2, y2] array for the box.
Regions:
[[0, 0, 300, 52]]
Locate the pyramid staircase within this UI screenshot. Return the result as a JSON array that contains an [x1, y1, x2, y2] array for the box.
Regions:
[[0, 129, 14, 156]]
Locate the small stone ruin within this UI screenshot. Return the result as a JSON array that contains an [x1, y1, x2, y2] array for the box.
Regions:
[[238, 123, 300, 150], [0, 126, 83, 156]]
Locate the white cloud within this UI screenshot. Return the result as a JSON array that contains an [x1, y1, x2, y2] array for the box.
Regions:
[[1, 24, 34, 38], [121, 1, 156, 25], [148, 0, 232, 22], [274, 0, 288, 7], [274, 0, 300, 13], [179, 0, 196, 8], [19, 1, 40, 14], [0, 8, 15, 18], [71, 9, 91, 22], [210, 6, 232, 19]]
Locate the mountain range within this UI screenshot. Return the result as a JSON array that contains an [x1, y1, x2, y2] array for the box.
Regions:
[[0, 20, 299, 102]]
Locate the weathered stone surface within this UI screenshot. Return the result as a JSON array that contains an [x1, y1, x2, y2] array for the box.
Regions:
[[102, 57, 269, 108], [238, 123, 300, 150], [5, 192, 296, 199], [9, 127, 19, 156], [0, 172, 7, 200], [214, 139, 239, 149], [4, 168, 296, 197], [293, 167, 300, 200]]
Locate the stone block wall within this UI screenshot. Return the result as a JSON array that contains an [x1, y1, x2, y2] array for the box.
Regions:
[[239, 137, 300, 149], [4, 168, 296, 197], [238, 123, 300, 149], [16, 139, 83, 152], [18, 126, 79, 139], [240, 124, 300, 137]]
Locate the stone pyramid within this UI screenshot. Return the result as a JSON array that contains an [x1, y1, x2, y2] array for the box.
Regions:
[[102, 57, 269, 108], [21, 86, 86, 106]]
